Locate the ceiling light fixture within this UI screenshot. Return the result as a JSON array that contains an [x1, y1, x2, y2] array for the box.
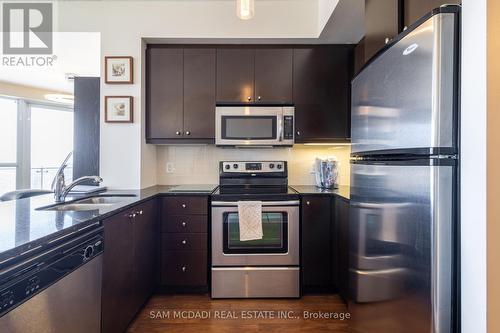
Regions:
[[237, 0, 254, 20]]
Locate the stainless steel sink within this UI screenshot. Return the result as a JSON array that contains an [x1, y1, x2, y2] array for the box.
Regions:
[[75, 196, 135, 205], [37, 194, 136, 211], [44, 203, 115, 211]]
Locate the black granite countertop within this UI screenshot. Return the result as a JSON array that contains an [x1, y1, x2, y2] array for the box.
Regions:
[[0, 184, 217, 266], [290, 185, 350, 200]]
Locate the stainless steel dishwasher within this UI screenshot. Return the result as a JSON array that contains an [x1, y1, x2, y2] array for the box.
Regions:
[[0, 226, 103, 333]]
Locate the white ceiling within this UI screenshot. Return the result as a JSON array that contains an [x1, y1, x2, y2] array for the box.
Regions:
[[0, 0, 364, 93]]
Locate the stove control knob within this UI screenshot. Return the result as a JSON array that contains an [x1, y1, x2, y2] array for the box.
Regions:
[[269, 163, 275, 169], [225, 164, 230, 170], [233, 164, 239, 169], [277, 164, 283, 170]]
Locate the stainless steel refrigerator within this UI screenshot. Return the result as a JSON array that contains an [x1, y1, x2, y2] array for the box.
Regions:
[[349, 6, 460, 333]]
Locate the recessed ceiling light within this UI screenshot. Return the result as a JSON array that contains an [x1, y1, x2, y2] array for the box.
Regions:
[[45, 93, 74, 104], [237, 0, 254, 20]]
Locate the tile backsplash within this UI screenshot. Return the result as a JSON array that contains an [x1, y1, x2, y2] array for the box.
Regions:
[[156, 145, 351, 186]]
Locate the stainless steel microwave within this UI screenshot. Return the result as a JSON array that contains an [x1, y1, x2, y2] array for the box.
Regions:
[[215, 106, 295, 147]]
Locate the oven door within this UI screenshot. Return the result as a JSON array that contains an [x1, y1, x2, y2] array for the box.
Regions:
[[215, 106, 287, 146], [211, 201, 299, 266]]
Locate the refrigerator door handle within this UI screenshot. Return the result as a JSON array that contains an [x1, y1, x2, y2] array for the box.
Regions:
[[431, 166, 453, 333]]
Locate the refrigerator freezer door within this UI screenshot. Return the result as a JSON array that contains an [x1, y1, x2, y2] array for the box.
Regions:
[[349, 160, 455, 333], [351, 12, 458, 155]]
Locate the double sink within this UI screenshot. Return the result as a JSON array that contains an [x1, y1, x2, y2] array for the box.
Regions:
[[37, 194, 136, 211]]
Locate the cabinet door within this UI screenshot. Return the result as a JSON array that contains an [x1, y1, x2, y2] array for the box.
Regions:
[[354, 38, 366, 76], [184, 48, 216, 139], [254, 48, 293, 103], [403, 0, 460, 27], [102, 211, 135, 333], [364, 0, 401, 62], [293, 47, 351, 142], [132, 199, 158, 313], [147, 47, 184, 139], [335, 197, 350, 301], [216, 48, 255, 103], [301, 196, 332, 287]]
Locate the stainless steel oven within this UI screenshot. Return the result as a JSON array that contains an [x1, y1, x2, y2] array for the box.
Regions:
[[211, 200, 299, 266], [215, 106, 294, 147], [210, 160, 300, 298]]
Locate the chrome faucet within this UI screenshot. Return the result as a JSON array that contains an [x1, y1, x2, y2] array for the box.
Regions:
[[52, 152, 103, 203]]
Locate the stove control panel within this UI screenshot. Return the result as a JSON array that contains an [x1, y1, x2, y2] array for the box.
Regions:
[[221, 161, 286, 173]]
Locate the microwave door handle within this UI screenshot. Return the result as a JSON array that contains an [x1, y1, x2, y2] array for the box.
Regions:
[[278, 115, 283, 142]]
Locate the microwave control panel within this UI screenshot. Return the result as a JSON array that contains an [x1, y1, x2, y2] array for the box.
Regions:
[[283, 116, 294, 140]]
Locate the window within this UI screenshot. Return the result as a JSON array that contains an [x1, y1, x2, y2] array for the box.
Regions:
[[31, 106, 73, 190], [0, 97, 73, 196], [0, 98, 18, 194]]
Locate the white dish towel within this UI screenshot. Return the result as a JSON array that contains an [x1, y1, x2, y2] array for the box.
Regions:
[[237, 201, 263, 241]]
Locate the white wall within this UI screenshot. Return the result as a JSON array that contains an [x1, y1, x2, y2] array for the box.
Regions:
[[318, 0, 339, 33], [156, 145, 351, 186], [461, 0, 487, 332], [53, 0, 321, 189]]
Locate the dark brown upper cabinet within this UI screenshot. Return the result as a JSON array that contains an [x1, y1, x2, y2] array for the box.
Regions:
[[216, 47, 293, 104], [360, 0, 460, 68], [147, 45, 351, 144], [183, 48, 216, 139], [293, 46, 352, 143], [216, 48, 255, 103], [403, 0, 461, 28], [254, 48, 293, 103], [147, 48, 183, 140], [364, 0, 402, 63], [147, 47, 216, 143]]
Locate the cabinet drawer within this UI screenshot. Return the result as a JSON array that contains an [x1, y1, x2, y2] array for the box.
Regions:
[[162, 196, 208, 215], [161, 251, 207, 286], [162, 214, 207, 233], [162, 233, 207, 251]]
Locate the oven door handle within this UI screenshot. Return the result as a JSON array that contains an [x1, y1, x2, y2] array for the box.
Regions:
[[211, 200, 300, 207]]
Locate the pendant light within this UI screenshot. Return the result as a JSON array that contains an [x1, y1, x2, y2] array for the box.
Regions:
[[237, 0, 254, 20]]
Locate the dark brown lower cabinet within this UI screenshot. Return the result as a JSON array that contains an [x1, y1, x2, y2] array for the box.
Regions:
[[301, 196, 332, 290], [335, 197, 350, 301], [300, 194, 349, 298], [161, 251, 207, 286], [101, 209, 135, 333], [102, 199, 158, 333], [160, 196, 209, 291], [131, 200, 158, 312]]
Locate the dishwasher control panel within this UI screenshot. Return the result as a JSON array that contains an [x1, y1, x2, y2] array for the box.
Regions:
[[0, 228, 103, 317]]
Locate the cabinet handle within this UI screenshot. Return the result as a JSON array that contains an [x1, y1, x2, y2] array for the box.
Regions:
[[135, 210, 143, 215], [257, 96, 262, 101], [181, 266, 187, 272], [182, 204, 186, 208], [306, 201, 310, 206], [175, 131, 181, 136], [247, 96, 252, 101], [181, 222, 187, 227], [128, 213, 136, 219], [182, 239, 187, 245], [296, 131, 301, 136], [385, 37, 390, 44], [185, 131, 191, 136]]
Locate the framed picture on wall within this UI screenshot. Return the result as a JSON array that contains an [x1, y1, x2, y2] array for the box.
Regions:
[[105, 56, 133, 84], [105, 96, 133, 123]]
